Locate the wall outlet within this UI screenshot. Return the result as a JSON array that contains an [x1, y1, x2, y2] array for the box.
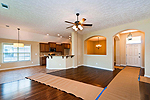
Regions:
[[0, 65, 1, 67], [79, 61, 80, 64], [96, 63, 98, 65], [59, 64, 61, 66], [35, 53, 37, 55]]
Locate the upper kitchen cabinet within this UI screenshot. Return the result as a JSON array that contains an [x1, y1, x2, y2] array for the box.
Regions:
[[56, 44, 62, 52], [49, 42, 56, 48], [45, 44, 49, 52], [40, 43, 49, 52], [62, 43, 70, 49]]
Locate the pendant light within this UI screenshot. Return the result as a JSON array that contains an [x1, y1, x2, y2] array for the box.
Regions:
[[127, 32, 132, 40], [96, 37, 102, 49], [13, 28, 24, 47]]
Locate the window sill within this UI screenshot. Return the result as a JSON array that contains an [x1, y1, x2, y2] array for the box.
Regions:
[[2, 60, 31, 63]]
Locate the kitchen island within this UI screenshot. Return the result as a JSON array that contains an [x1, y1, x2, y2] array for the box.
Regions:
[[46, 55, 75, 69]]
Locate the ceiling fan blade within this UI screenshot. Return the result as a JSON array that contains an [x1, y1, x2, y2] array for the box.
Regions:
[[66, 25, 74, 29], [82, 24, 92, 26], [65, 21, 75, 24], [80, 18, 86, 24]]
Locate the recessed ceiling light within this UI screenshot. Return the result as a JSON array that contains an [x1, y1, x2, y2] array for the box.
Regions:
[[60, 36, 62, 38], [47, 34, 49, 36], [69, 38, 71, 39], [69, 36, 71, 37], [58, 34, 60, 36], [1, 3, 9, 9]]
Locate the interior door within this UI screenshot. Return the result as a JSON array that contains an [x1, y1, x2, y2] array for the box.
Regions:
[[126, 44, 141, 67]]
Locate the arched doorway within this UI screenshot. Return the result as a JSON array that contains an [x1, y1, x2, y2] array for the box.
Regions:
[[113, 29, 145, 69]]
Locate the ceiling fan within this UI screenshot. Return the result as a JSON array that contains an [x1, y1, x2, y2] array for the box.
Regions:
[[65, 13, 92, 31]]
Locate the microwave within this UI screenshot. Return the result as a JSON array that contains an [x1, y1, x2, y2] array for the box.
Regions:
[[49, 48, 56, 52]]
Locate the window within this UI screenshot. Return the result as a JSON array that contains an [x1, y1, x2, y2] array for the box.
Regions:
[[126, 36, 141, 44], [3, 43, 31, 63]]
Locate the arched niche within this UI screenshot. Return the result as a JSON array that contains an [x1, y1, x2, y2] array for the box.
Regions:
[[84, 35, 107, 55]]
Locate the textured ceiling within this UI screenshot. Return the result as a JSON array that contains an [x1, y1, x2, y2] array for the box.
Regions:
[[0, 0, 150, 38]]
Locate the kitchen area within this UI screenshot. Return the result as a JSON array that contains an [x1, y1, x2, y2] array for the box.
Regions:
[[40, 42, 74, 69]]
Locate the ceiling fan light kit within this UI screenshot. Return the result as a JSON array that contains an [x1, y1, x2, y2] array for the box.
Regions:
[[65, 13, 92, 31]]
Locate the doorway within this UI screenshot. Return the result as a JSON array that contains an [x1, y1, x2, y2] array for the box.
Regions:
[[113, 29, 145, 69]]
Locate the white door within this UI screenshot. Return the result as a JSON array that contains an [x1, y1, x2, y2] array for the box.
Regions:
[[126, 44, 141, 67]]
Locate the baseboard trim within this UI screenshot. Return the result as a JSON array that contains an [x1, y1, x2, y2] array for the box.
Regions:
[[74, 64, 84, 68], [0, 64, 40, 71], [46, 67, 68, 70], [115, 64, 120, 66], [144, 75, 150, 78], [141, 66, 145, 68], [120, 64, 127, 66], [83, 64, 113, 71]]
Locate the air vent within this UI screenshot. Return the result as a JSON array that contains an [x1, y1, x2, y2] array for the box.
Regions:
[[1, 3, 9, 9]]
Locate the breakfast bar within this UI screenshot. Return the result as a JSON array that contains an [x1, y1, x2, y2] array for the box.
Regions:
[[46, 55, 75, 69]]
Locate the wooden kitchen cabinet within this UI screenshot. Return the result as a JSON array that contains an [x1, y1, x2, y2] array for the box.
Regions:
[[62, 43, 70, 49], [40, 43, 49, 52], [49, 42, 56, 48], [45, 44, 49, 52], [40, 57, 46, 65], [56, 44, 62, 52]]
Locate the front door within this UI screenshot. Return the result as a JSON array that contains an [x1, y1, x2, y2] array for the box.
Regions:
[[126, 44, 141, 67]]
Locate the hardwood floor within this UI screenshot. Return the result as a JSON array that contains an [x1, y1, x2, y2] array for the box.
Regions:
[[48, 66, 121, 88], [139, 68, 150, 100], [0, 66, 58, 84], [0, 66, 150, 100], [0, 79, 82, 100]]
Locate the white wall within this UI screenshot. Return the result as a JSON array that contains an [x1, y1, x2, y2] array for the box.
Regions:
[[0, 27, 70, 43], [83, 18, 150, 77]]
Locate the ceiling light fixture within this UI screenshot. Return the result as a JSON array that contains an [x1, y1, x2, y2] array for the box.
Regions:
[[96, 37, 102, 49], [47, 34, 49, 36], [72, 25, 78, 31], [58, 34, 60, 36], [78, 25, 83, 30], [60, 36, 62, 38], [127, 33, 132, 40], [13, 28, 24, 47], [69, 35, 71, 37]]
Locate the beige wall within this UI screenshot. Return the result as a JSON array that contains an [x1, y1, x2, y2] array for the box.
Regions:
[[0, 38, 39, 70], [83, 18, 150, 76], [72, 32, 83, 66], [115, 32, 145, 67], [86, 40, 106, 55]]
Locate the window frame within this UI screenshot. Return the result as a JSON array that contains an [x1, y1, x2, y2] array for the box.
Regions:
[[2, 43, 31, 63]]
